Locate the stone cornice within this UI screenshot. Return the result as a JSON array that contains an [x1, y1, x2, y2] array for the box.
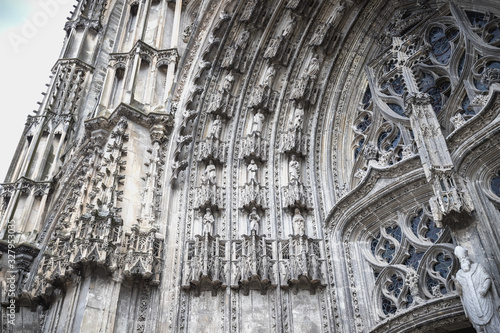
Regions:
[[370, 295, 466, 333], [84, 103, 174, 133], [325, 156, 425, 233]]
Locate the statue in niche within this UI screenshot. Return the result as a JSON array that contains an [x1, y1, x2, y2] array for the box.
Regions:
[[260, 65, 276, 88], [222, 72, 234, 92], [282, 15, 296, 38], [331, 2, 346, 25], [292, 208, 305, 235], [237, 30, 250, 48], [304, 56, 320, 80], [182, 23, 193, 43], [248, 207, 260, 234], [203, 160, 217, 183], [289, 155, 300, 184], [247, 159, 258, 183], [221, 47, 236, 68], [454, 246, 500, 332], [202, 208, 215, 235], [209, 116, 222, 139], [264, 37, 280, 59], [309, 23, 328, 46], [251, 111, 265, 135], [208, 90, 223, 113], [290, 102, 305, 132]]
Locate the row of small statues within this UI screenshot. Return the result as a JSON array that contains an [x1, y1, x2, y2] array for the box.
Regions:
[[207, 101, 305, 139], [202, 155, 302, 185], [201, 207, 306, 236]]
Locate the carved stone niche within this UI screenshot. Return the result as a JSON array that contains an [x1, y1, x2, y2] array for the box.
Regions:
[[281, 181, 310, 209], [122, 225, 164, 285], [206, 89, 235, 118], [249, 85, 279, 112], [285, 0, 316, 16], [280, 129, 308, 157], [239, 181, 267, 211], [239, 132, 270, 163], [230, 233, 275, 296], [68, 210, 122, 272], [194, 181, 225, 212], [278, 235, 326, 294], [198, 137, 227, 164], [181, 234, 227, 296], [289, 76, 319, 105]]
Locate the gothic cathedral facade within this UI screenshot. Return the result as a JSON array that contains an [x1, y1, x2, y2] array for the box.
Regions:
[[1, 0, 500, 332]]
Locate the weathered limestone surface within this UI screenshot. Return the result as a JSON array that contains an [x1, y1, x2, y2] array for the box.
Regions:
[[1, 0, 500, 332]]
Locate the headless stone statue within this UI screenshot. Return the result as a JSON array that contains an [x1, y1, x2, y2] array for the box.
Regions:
[[454, 246, 500, 332]]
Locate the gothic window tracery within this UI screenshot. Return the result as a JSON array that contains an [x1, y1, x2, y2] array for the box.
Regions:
[[364, 208, 456, 319]]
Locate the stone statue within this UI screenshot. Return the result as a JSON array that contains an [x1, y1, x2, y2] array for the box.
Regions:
[[282, 15, 296, 38], [289, 155, 300, 184], [454, 246, 500, 332], [237, 30, 250, 48], [292, 208, 305, 235], [309, 23, 328, 46], [209, 116, 222, 139], [203, 160, 217, 183], [291, 103, 305, 131], [261, 65, 276, 88], [222, 72, 234, 92], [304, 57, 320, 79], [202, 208, 215, 235], [182, 23, 193, 43], [251, 111, 265, 135], [249, 207, 260, 233], [247, 159, 258, 183]]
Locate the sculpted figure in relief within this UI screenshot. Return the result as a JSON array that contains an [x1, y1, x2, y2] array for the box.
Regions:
[[247, 159, 258, 183], [289, 155, 300, 184], [304, 57, 319, 79], [249, 207, 260, 233], [261, 65, 276, 88], [202, 208, 215, 235], [209, 116, 222, 139], [454, 246, 500, 332], [282, 15, 296, 38], [237, 30, 250, 48], [292, 208, 305, 235], [291, 103, 305, 131], [222, 72, 234, 92], [203, 160, 217, 183], [251, 111, 265, 135]]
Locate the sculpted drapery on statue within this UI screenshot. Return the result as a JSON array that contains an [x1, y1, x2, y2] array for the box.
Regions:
[[454, 246, 500, 332]]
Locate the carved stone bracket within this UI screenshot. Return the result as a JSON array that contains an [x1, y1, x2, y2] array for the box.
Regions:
[[181, 233, 326, 296], [279, 130, 308, 156], [282, 181, 310, 209], [278, 235, 326, 294], [239, 181, 267, 211], [194, 183, 225, 211], [239, 133, 269, 162], [249, 87, 279, 112], [198, 137, 227, 164], [122, 225, 164, 285], [290, 77, 319, 105], [181, 234, 227, 296], [231, 232, 275, 295], [206, 90, 235, 118]]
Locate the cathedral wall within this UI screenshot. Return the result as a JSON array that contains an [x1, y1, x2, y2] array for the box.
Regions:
[[187, 292, 222, 332]]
